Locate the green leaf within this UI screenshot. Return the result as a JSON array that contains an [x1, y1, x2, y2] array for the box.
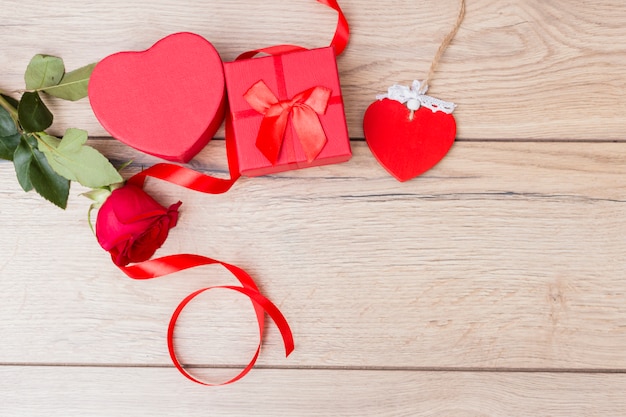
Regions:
[[30, 152, 70, 209], [38, 128, 123, 188], [24, 54, 65, 90], [43, 62, 96, 101], [0, 132, 21, 161], [13, 134, 69, 208], [13, 135, 34, 191], [18, 91, 53, 133], [0, 105, 18, 137]]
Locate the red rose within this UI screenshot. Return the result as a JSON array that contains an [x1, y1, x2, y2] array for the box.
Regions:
[[96, 184, 182, 266]]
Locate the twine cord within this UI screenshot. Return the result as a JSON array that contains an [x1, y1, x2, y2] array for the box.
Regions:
[[377, 0, 466, 119], [424, 0, 466, 89]]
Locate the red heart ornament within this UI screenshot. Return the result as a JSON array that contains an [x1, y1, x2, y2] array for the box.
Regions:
[[89, 32, 225, 163], [363, 99, 456, 182]]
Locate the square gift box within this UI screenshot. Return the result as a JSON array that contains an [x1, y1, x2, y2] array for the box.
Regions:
[[224, 46, 351, 177]]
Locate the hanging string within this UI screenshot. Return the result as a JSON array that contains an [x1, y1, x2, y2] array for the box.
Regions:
[[423, 0, 466, 89]]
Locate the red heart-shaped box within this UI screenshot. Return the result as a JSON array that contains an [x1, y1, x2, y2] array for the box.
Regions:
[[89, 32, 225, 162], [363, 99, 456, 182]]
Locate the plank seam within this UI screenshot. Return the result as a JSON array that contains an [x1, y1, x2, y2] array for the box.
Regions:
[[3, 363, 626, 374], [87, 136, 626, 143]]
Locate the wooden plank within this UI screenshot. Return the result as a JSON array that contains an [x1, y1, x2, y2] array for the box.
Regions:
[[2, 366, 626, 417], [1, 141, 625, 368], [2, 0, 626, 139]]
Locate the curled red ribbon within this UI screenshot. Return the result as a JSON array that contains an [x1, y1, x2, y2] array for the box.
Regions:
[[115, 149, 297, 385], [119, 254, 294, 386], [322, 0, 350, 55], [244, 80, 331, 164], [236, 0, 349, 60]]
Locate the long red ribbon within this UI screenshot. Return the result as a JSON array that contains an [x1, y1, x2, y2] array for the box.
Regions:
[[105, 0, 349, 385], [236, 0, 349, 60]]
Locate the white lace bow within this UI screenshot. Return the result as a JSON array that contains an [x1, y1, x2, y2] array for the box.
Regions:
[[376, 80, 455, 114]]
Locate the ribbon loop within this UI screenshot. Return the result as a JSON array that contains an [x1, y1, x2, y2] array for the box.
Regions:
[[244, 80, 331, 164], [119, 254, 294, 386], [319, 0, 350, 55], [235, 0, 349, 60]]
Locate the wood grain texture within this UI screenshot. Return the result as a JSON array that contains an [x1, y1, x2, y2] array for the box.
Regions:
[[2, 0, 626, 415], [1, 0, 626, 139], [3, 367, 626, 417], [1, 141, 625, 369]]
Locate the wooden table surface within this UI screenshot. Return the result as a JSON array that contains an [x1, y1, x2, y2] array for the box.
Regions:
[[2, 1, 626, 415]]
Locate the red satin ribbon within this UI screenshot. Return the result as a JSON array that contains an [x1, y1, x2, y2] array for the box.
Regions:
[[321, 0, 350, 55], [119, 255, 294, 386], [103, 0, 350, 385], [244, 80, 331, 164], [236, 0, 350, 60], [126, 113, 241, 192]]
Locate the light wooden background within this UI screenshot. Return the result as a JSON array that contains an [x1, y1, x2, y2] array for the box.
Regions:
[[2, 0, 626, 415]]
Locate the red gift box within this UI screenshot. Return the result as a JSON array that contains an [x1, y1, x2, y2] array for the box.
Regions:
[[224, 47, 351, 177]]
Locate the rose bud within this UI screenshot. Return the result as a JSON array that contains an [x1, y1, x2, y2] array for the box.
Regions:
[[95, 184, 182, 266]]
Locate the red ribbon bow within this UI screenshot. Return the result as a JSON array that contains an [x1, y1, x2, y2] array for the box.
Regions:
[[243, 80, 332, 165]]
